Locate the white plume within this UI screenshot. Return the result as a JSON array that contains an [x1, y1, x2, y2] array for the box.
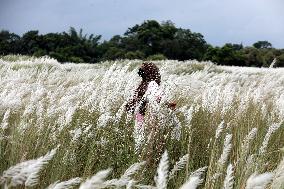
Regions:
[[169, 154, 189, 180], [218, 134, 232, 166], [180, 176, 203, 189], [79, 169, 111, 189], [215, 121, 225, 139], [155, 150, 169, 189], [180, 166, 207, 189], [121, 161, 146, 181], [271, 157, 284, 189], [245, 172, 273, 189], [259, 123, 281, 155], [1, 147, 57, 187], [223, 164, 234, 189], [46, 177, 82, 189]]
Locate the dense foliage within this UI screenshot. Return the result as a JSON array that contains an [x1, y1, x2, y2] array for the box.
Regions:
[[1, 20, 284, 66], [0, 58, 284, 188]]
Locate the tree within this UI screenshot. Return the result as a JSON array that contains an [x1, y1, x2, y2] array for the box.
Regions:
[[125, 20, 163, 56], [39, 27, 101, 62], [204, 44, 245, 66], [124, 20, 178, 56], [241, 47, 266, 67], [159, 28, 208, 61], [262, 50, 275, 67], [0, 30, 21, 54], [203, 45, 221, 63], [21, 30, 42, 54], [1, 20, 284, 67], [125, 50, 145, 60], [101, 47, 126, 60], [276, 54, 284, 67], [253, 41, 272, 49]]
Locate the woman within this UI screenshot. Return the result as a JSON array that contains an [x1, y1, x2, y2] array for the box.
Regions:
[[125, 62, 162, 125], [125, 62, 176, 153]]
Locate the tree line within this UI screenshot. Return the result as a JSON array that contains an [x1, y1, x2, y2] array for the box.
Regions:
[[1, 20, 284, 67]]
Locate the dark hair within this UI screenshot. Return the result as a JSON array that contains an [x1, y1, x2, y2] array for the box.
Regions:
[[139, 62, 161, 85]]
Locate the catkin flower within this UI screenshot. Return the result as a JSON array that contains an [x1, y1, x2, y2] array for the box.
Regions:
[[218, 134, 232, 166], [259, 123, 281, 155]]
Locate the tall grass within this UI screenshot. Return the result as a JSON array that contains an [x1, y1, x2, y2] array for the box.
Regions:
[[0, 57, 283, 188]]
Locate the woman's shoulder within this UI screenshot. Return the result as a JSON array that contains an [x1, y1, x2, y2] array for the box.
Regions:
[[146, 80, 162, 99], [148, 81, 159, 89]]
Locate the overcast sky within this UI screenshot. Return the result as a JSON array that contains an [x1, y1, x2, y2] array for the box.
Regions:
[[0, 0, 284, 48]]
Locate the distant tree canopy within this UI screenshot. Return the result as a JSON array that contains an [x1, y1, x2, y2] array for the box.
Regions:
[[253, 41, 272, 49], [0, 27, 101, 63], [1, 20, 283, 67]]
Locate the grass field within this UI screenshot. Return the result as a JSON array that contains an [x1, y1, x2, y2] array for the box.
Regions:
[[0, 56, 283, 189]]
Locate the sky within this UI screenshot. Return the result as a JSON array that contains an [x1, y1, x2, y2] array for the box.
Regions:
[[0, 0, 284, 48]]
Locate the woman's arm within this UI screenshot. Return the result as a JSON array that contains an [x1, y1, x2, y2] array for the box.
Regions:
[[166, 101, 176, 110], [125, 98, 137, 113]]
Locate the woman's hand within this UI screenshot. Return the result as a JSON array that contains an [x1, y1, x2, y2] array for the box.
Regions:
[[167, 102, 176, 110]]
